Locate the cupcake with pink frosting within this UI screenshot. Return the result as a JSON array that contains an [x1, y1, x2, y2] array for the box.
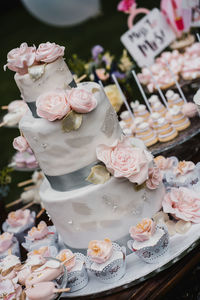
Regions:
[[22, 221, 58, 252], [0, 232, 20, 259], [86, 238, 126, 283], [128, 218, 169, 263], [57, 248, 88, 292], [2, 209, 35, 243], [165, 160, 200, 191]]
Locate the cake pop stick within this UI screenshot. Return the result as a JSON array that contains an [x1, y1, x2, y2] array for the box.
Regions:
[[76, 74, 87, 83], [6, 198, 23, 208], [24, 185, 36, 191], [36, 208, 46, 219], [1, 106, 8, 110], [25, 282, 70, 300], [197, 33, 200, 42], [147, 68, 169, 110], [18, 178, 34, 187], [164, 60, 187, 104], [132, 70, 152, 113], [22, 200, 35, 210], [0, 122, 6, 128], [111, 74, 135, 122]]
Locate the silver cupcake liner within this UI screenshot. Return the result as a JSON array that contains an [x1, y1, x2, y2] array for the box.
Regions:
[[86, 243, 126, 284], [127, 225, 169, 264], [0, 237, 20, 260], [67, 253, 88, 293], [22, 226, 58, 252], [2, 211, 36, 243]]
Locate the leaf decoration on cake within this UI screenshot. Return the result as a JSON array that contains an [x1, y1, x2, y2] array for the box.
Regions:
[[133, 182, 146, 191], [86, 165, 110, 184], [61, 110, 82, 133], [28, 64, 46, 81], [92, 88, 100, 94]]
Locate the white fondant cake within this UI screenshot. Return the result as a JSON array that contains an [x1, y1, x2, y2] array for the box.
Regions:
[[8, 42, 165, 250]]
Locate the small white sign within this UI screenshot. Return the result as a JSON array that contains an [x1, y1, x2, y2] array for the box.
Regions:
[[120, 8, 176, 67], [182, 0, 200, 27]]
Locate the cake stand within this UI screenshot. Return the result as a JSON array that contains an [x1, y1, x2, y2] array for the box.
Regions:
[[61, 222, 200, 299]]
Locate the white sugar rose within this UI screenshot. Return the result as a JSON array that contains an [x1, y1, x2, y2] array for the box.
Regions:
[[36, 90, 71, 121], [36, 42, 65, 63]]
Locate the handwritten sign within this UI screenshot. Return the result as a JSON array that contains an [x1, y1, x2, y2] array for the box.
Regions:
[[120, 8, 176, 67]]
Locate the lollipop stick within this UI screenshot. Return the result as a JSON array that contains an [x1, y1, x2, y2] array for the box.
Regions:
[[18, 178, 33, 187], [22, 200, 35, 210], [0, 122, 6, 128], [6, 198, 23, 208], [197, 33, 200, 42], [54, 288, 70, 293], [24, 185, 36, 191], [1, 106, 8, 110], [132, 70, 152, 113], [164, 60, 187, 103], [36, 208, 46, 219], [147, 68, 169, 110], [111, 74, 135, 122], [76, 74, 87, 83]]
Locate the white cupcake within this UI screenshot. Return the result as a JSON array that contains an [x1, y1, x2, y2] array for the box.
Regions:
[[128, 218, 169, 263], [0, 232, 20, 260]]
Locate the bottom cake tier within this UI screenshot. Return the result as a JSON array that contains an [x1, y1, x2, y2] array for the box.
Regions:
[[40, 177, 165, 249]]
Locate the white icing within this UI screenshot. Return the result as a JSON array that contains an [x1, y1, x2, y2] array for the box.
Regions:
[[134, 117, 143, 126], [15, 58, 73, 103], [138, 122, 149, 130], [130, 100, 140, 110], [70, 259, 84, 272], [122, 128, 133, 136], [119, 121, 127, 129], [149, 95, 159, 104], [0, 255, 20, 272], [151, 112, 161, 120], [171, 93, 181, 101], [157, 117, 167, 126], [3, 112, 23, 126], [138, 105, 146, 112], [165, 90, 174, 99], [91, 250, 123, 272], [132, 227, 164, 250], [120, 111, 130, 120], [169, 105, 181, 115], [20, 82, 122, 176], [40, 177, 164, 249]]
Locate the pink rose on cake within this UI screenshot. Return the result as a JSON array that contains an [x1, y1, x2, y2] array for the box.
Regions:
[[174, 161, 195, 176], [4, 42, 36, 75], [87, 238, 113, 264], [96, 137, 152, 185], [36, 42, 65, 63], [0, 233, 13, 253], [117, 0, 135, 13], [36, 89, 71, 121], [56, 249, 76, 271], [68, 88, 97, 113], [129, 218, 156, 242], [27, 221, 49, 241], [13, 136, 29, 152], [7, 209, 32, 228], [162, 187, 200, 223], [146, 167, 163, 190]]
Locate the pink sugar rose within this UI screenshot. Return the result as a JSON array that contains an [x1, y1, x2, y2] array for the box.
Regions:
[[28, 221, 49, 241], [117, 0, 136, 13], [96, 136, 152, 185], [7, 209, 32, 228], [154, 156, 174, 171], [146, 167, 163, 190], [162, 187, 200, 223], [0, 233, 13, 253], [36, 90, 71, 121], [36, 42, 65, 63], [57, 249, 76, 271], [87, 238, 113, 264], [4, 42, 36, 75], [129, 218, 156, 242], [13, 136, 29, 152], [68, 88, 97, 113]]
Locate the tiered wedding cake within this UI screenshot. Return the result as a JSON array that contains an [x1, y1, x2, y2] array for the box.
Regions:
[[6, 42, 165, 249]]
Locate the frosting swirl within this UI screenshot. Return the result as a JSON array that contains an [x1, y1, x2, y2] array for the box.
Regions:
[[7, 209, 32, 228], [57, 249, 76, 271], [27, 221, 49, 240]]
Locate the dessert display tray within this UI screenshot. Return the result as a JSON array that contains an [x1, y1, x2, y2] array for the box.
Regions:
[[149, 116, 200, 158], [62, 223, 200, 299]]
